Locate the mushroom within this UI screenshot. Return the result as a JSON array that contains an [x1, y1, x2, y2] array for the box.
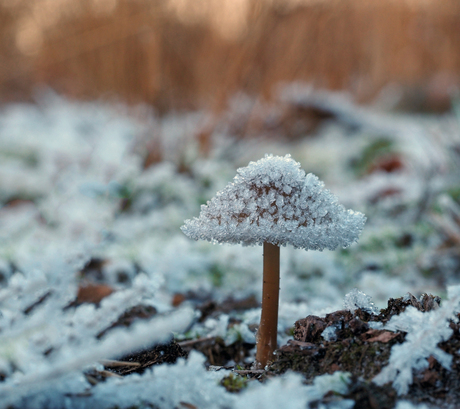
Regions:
[[181, 154, 366, 368]]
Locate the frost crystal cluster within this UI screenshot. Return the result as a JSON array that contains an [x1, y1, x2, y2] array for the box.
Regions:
[[343, 288, 379, 315], [182, 154, 366, 251], [373, 285, 460, 395]]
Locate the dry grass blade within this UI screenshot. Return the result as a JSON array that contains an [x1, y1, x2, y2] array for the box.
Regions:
[[99, 359, 141, 368], [177, 337, 216, 347]]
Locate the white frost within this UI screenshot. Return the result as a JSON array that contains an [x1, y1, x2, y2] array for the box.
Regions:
[[322, 324, 339, 342], [373, 285, 460, 395], [236, 370, 352, 409], [395, 401, 431, 409], [343, 288, 379, 315]]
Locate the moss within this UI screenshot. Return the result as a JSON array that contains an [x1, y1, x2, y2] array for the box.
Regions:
[[349, 137, 395, 177], [272, 336, 395, 382], [0, 148, 39, 168], [445, 187, 460, 204], [220, 373, 248, 393], [209, 264, 225, 287], [330, 340, 392, 379]]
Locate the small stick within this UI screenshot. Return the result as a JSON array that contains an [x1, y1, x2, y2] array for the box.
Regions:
[[99, 370, 123, 378], [233, 369, 266, 375], [177, 336, 215, 347], [99, 359, 141, 368]]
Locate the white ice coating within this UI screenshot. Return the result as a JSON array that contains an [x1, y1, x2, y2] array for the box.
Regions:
[[181, 154, 366, 251], [343, 288, 379, 315]]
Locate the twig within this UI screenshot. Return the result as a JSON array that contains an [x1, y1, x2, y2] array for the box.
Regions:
[[233, 369, 265, 375], [99, 359, 141, 368], [99, 370, 123, 379], [177, 337, 215, 347]]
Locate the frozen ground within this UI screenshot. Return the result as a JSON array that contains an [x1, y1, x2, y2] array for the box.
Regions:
[[0, 87, 459, 408]]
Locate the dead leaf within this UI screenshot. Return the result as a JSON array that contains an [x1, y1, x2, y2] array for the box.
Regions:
[[179, 402, 198, 409], [364, 329, 400, 343], [77, 283, 114, 304], [172, 293, 186, 307]]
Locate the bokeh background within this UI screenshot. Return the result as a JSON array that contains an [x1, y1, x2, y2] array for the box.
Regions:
[[1, 0, 460, 301], [2, 0, 460, 112], [2, 2, 460, 406]]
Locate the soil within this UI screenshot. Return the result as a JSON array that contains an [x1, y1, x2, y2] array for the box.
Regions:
[[86, 293, 460, 408], [271, 293, 460, 409]]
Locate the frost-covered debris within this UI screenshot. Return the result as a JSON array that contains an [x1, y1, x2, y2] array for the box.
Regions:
[[182, 154, 366, 250], [193, 301, 327, 349], [373, 285, 460, 395], [0, 306, 194, 408], [343, 288, 379, 315], [84, 352, 234, 409], [321, 324, 340, 342], [5, 351, 230, 409], [0, 264, 194, 407], [0, 94, 141, 205], [0, 89, 459, 407], [395, 401, 431, 409], [234, 370, 352, 409], [0, 89, 457, 302], [307, 371, 352, 401], [279, 84, 454, 175], [8, 351, 354, 409]]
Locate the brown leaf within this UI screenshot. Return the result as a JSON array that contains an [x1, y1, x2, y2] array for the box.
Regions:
[[77, 283, 114, 305], [179, 402, 198, 409], [368, 155, 404, 174], [364, 330, 400, 343], [172, 293, 186, 307]]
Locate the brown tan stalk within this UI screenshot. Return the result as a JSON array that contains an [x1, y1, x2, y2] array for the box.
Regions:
[[254, 242, 280, 369]]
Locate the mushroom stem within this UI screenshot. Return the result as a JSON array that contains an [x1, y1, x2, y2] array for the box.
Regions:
[[255, 242, 280, 368]]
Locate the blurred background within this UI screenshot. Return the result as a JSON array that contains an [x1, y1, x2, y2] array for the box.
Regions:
[[2, 2, 460, 403], [1, 0, 460, 308], [2, 0, 460, 113]]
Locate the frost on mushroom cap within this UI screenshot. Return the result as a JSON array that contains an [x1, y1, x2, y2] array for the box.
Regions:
[[181, 154, 366, 251]]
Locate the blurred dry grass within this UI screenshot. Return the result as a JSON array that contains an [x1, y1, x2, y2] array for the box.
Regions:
[[2, 0, 460, 112]]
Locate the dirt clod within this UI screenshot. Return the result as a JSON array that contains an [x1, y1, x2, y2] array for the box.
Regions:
[[110, 341, 187, 376], [272, 293, 460, 408]]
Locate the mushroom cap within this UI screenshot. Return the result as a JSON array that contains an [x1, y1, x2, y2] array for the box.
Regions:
[[181, 154, 366, 251]]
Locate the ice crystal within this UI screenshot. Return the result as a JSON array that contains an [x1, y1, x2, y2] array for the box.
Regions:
[[322, 324, 340, 342], [2, 348, 356, 409], [81, 352, 233, 409], [395, 402, 430, 409], [236, 370, 352, 409], [343, 288, 379, 315], [236, 372, 310, 409], [308, 371, 352, 401], [181, 154, 366, 251], [373, 285, 460, 395]]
